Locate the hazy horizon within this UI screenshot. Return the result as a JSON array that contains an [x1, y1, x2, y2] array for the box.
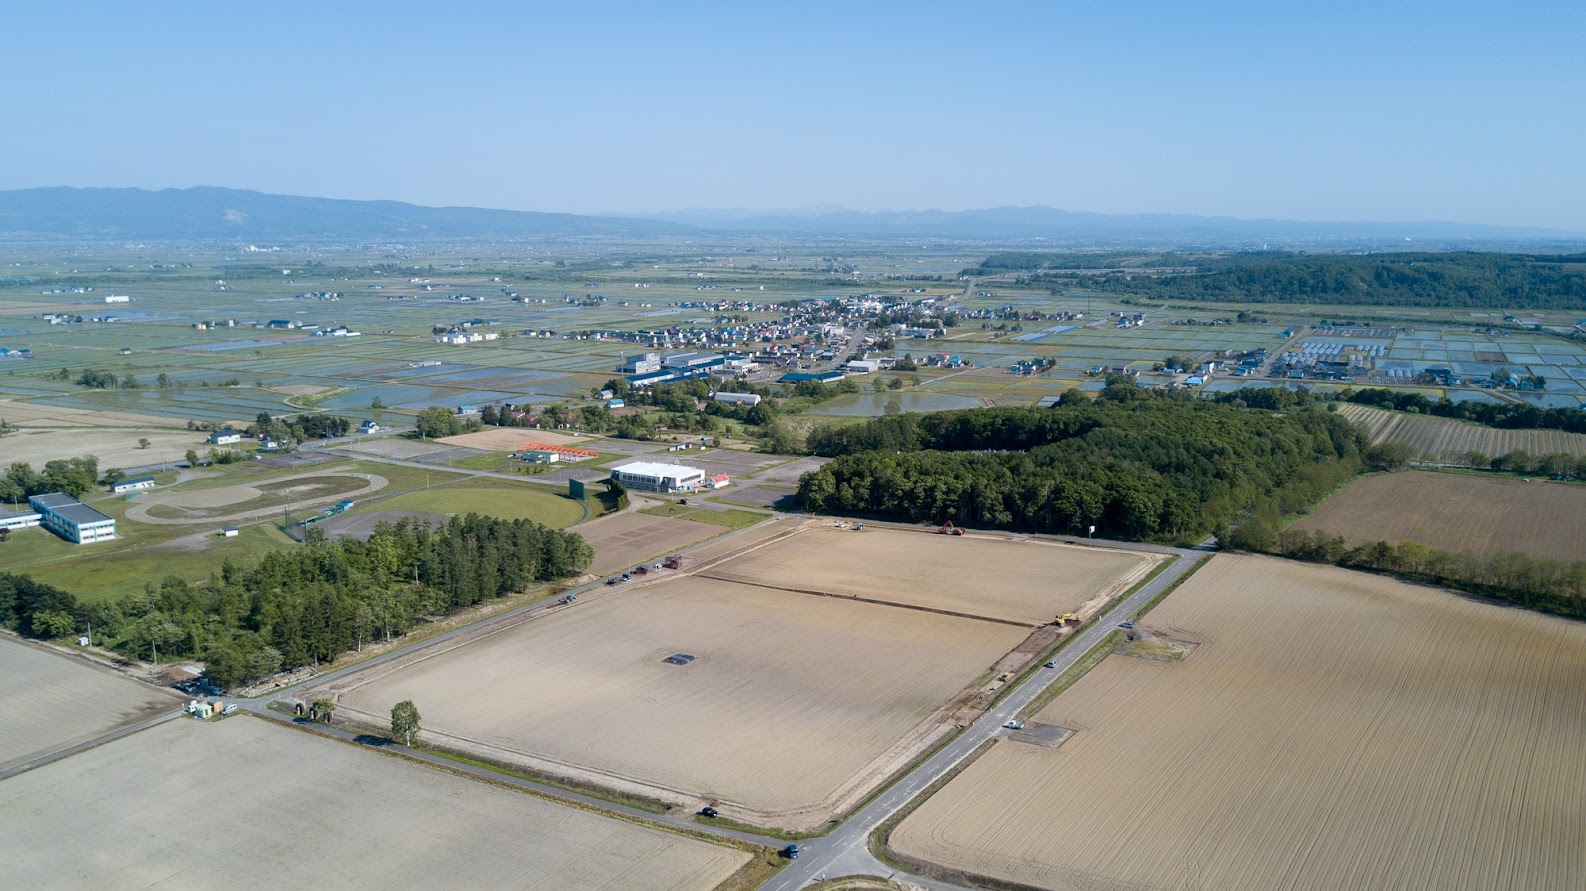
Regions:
[[6, 2, 1583, 229]]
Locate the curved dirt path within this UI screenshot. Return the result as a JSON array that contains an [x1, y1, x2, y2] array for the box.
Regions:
[[125, 472, 389, 526]]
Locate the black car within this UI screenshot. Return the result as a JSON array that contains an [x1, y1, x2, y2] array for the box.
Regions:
[[700, 806, 718, 818]]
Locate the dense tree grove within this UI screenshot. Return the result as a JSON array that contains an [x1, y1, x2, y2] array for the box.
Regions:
[[0, 515, 591, 688], [983, 251, 1586, 310], [1238, 527, 1586, 620], [1, 457, 100, 501], [1345, 387, 1586, 434], [798, 386, 1366, 543]]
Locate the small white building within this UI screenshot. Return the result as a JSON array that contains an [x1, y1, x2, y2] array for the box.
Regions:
[[209, 429, 242, 445], [612, 461, 707, 494], [845, 359, 881, 374], [519, 449, 561, 464], [359, 420, 381, 434], [110, 476, 156, 494], [712, 392, 762, 406], [103, 294, 130, 304]]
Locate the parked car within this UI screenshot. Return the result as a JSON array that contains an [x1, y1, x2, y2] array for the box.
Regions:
[[699, 806, 718, 818]]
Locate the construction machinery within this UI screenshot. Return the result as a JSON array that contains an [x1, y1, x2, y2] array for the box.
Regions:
[[937, 520, 965, 536], [1056, 612, 1080, 626]]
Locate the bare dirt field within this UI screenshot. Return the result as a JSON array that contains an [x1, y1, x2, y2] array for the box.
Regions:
[[0, 636, 182, 773], [0, 427, 199, 468], [1340, 403, 1586, 464], [333, 576, 1026, 828], [702, 525, 1160, 625], [577, 510, 727, 574], [1292, 470, 1586, 561], [0, 717, 749, 890], [125, 472, 388, 525], [437, 427, 589, 450], [335, 437, 457, 458], [892, 553, 1586, 891]]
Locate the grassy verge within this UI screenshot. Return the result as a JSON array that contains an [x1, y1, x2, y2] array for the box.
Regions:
[[1019, 630, 1122, 718], [868, 738, 998, 873]]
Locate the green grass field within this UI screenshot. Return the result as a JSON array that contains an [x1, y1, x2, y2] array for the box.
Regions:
[[4, 522, 297, 604], [355, 476, 587, 528]]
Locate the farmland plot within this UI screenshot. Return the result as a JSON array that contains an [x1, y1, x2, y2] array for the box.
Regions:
[[0, 636, 182, 772], [702, 525, 1159, 625], [1291, 470, 1586, 561], [335, 576, 1025, 827], [892, 554, 1586, 891], [577, 511, 726, 573], [1340, 403, 1586, 464], [0, 717, 748, 891]]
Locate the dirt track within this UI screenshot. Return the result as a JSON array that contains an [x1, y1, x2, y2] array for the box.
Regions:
[[125, 472, 388, 525]]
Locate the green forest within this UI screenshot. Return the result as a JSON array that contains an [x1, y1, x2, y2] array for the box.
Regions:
[[798, 385, 1366, 544], [0, 514, 592, 688], [981, 251, 1586, 309]]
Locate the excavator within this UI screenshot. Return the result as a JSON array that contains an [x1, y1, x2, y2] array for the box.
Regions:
[[937, 520, 966, 536], [1055, 612, 1080, 626]]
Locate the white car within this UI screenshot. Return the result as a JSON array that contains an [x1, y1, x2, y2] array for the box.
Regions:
[[1003, 720, 1025, 730]]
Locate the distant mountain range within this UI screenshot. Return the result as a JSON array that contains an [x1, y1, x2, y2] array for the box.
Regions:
[[0, 187, 689, 240], [0, 187, 1581, 247], [626, 205, 1586, 246]]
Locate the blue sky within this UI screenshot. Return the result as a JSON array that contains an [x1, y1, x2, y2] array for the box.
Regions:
[[6, 2, 1583, 228]]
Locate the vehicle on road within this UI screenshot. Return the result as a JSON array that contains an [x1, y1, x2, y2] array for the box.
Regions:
[[1044, 661, 1056, 669], [1119, 621, 1135, 629], [781, 844, 800, 859]]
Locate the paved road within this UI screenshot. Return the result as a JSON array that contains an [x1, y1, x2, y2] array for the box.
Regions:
[[762, 544, 1208, 890]]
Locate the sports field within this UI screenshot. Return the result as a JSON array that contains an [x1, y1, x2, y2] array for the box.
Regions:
[[334, 576, 1026, 828], [1340, 403, 1586, 464], [0, 636, 182, 772], [1291, 470, 1586, 561], [0, 717, 749, 890], [891, 554, 1586, 891], [702, 525, 1159, 624]]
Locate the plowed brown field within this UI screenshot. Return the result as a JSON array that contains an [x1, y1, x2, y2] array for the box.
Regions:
[[0, 717, 747, 890], [1291, 470, 1586, 561], [336, 576, 1025, 825], [892, 554, 1586, 891], [1340, 403, 1586, 464], [702, 525, 1159, 625]]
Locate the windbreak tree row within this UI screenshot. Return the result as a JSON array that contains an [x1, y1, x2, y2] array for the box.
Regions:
[[0, 514, 593, 689]]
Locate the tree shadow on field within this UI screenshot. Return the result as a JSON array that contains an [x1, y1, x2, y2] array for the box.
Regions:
[[353, 734, 392, 747]]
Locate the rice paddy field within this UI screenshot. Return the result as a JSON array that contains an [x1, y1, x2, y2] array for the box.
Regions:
[[0, 716, 750, 890], [1290, 470, 1586, 561], [1339, 403, 1586, 464], [891, 553, 1586, 891]]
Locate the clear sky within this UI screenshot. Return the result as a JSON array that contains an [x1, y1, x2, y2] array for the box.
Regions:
[[6, 1, 1583, 228]]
